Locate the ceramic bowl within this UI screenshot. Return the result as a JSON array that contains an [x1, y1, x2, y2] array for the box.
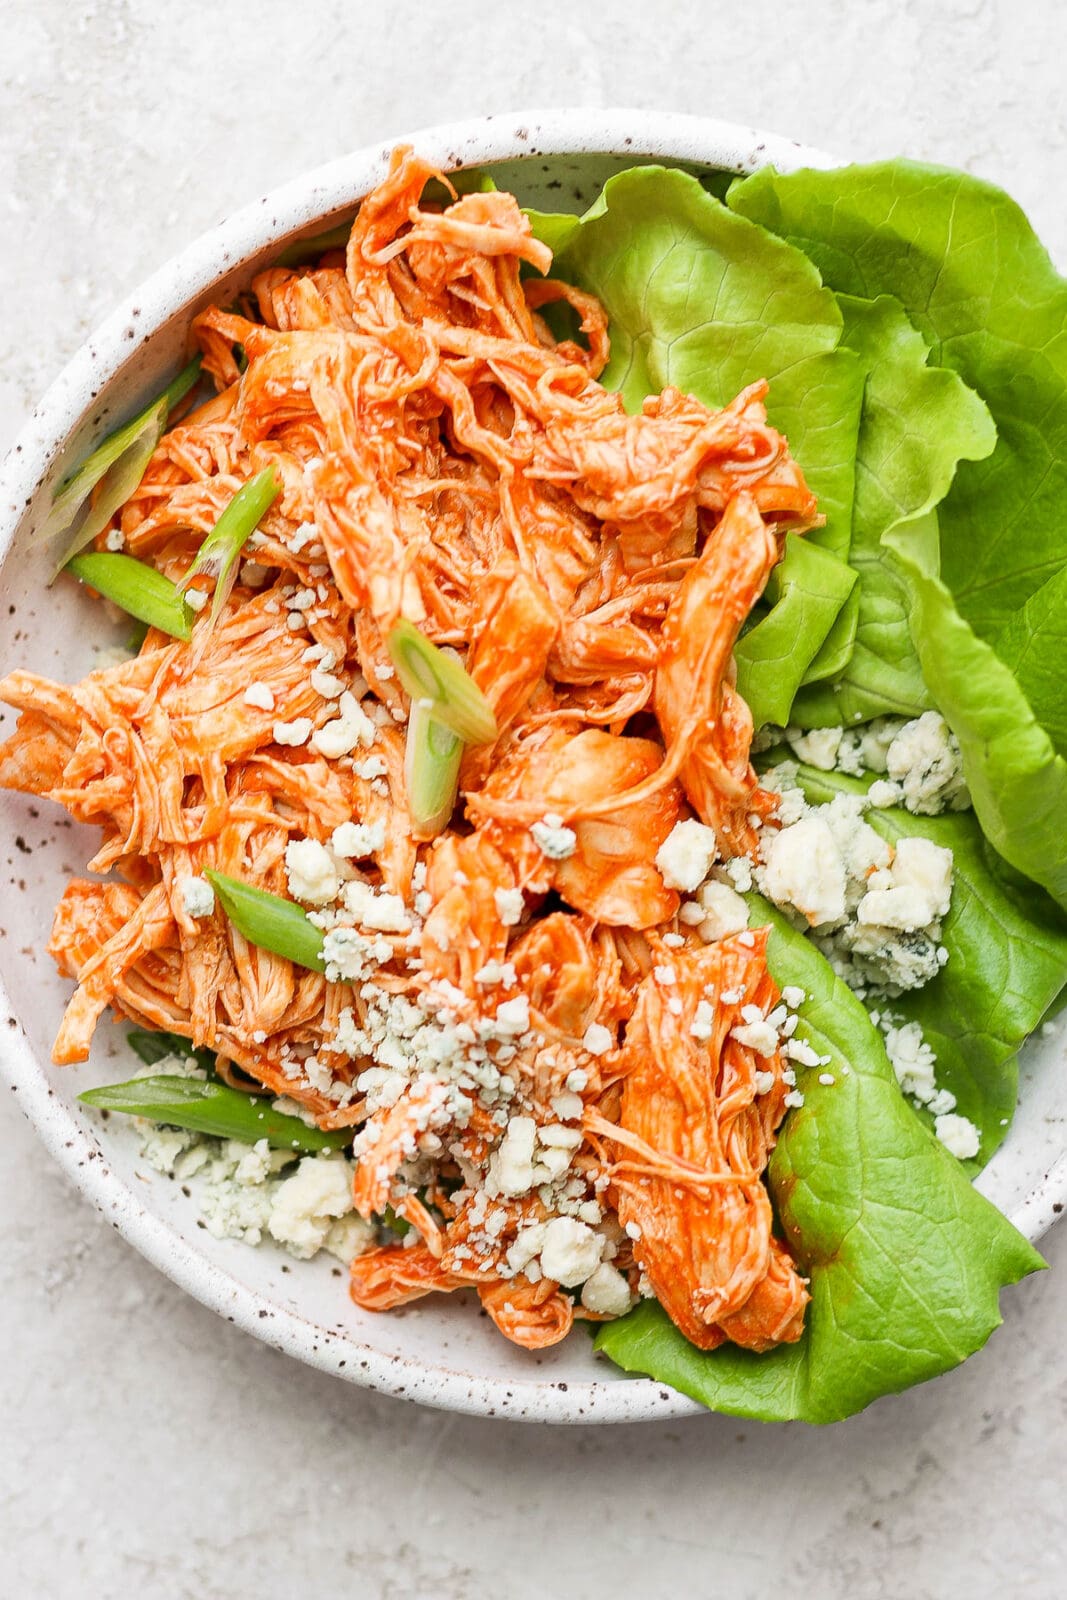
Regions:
[[1, 110, 1064, 1424]]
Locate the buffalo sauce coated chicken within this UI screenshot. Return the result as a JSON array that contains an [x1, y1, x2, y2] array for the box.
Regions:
[[0, 148, 816, 1353]]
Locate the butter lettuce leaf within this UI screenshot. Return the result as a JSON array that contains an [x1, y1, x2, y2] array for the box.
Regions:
[[594, 902, 1044, 1422], [727, 159, 1067, 642], [523, 208, 581, 260], [993, 564, 1067, 761], [884, 522, 1067, 910], [734, 537, 857, 727], [792, 294, 996, 727], [782, 762, 1067, 1164]]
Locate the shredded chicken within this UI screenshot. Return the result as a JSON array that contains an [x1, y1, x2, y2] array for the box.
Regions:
[[0, 147, 818, 1354]]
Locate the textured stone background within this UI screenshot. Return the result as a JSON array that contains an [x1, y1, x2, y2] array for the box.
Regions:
[[2, 2, 1066, 1595]]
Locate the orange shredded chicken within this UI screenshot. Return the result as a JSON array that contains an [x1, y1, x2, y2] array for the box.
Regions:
[[0, 147, 818, 1355]]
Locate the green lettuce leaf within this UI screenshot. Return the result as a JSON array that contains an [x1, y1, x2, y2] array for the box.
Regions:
[[727, 162, 1067, 900], [524, 208, 580, 259], [727, 159, 1067, 643], [884, 522, 1067, 910], [782, 762, 1067, 1165], [792, 294, 996, 726], [993, 564, 1067, 760], [734, 537, 857, 727], [594, 901, 1044, 1422]]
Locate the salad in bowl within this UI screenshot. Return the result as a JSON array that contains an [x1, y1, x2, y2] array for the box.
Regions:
[[1, 119, 1065, 1423]]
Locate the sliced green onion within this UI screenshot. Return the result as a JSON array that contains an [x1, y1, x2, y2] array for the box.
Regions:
[[67, 552, 194, 641], [387, 619, 497, 746], [79, 1074, 349, 1152], [127, 1028, 217, 1074], [205, 870, 326, 972], [50, 398, 168, 579], [178, 466, 280, 625], [405, 697, 462, 838], [44, 357, 202, 559], [274, 218, 355, 268]]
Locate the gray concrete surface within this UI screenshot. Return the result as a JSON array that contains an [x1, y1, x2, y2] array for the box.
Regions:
[[2, 2, 1066, 1595]]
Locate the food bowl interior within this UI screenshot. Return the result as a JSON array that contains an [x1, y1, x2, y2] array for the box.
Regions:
[[2, 115, 1065, 1423]]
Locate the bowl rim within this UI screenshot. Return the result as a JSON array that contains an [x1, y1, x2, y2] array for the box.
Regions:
[[3, 107, 1061, 1426]]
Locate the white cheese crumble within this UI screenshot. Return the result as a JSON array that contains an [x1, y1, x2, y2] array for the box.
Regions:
[[474, 960, 517, 988], [266, 1153, 361, 1259], [538, 1217, 603, 1286], [755, 768, 954, 997], [285, 837, 340, 905], [185, 586, 208, 612], [494, 886, 525, 926], [531, 813, 577, 860], [244, 681, 275, 712], [785, 727, 843, 770], [273, 716, 313, 747], [311, 691, 378, 759], [342, 879, 411, 932], [877, 1015, 956, 1116], [690, 999, 715, 1041], [487, 1116, 539, 1197], [135, 1117, 374, 1265], [331, 820, 386, 859], [492, 996, 530, 1036], [580, 1262, 634, 1316], [353, 754, 387, 780], [730, 1019, 779, 1057], [654, 818, 719, 891], [760, 813, 847, 927], [934, 1112, 981, 1160], [582, 1022, 612, 1056], [787, 712, 970, 815], [105, 527, 125, 552], [694, 880, 749, 943], [321, 926, 393, 982], [311, 667, 346, 699], [180, 874, 215, 919]]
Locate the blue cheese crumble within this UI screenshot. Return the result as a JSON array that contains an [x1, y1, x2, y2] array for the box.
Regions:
[[754, 766, 953, 998], [786, 713, 970, 815]]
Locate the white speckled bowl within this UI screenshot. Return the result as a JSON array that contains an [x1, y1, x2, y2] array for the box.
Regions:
[[1, 111, 1064, 1424]]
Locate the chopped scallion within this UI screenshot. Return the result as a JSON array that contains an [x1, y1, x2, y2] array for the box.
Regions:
[[205, 870, 326, 973], [387, 619, 497, 746], [179, 466, 280, 625], [50, 398, 167, 578], [66, 552, 194, 641], [405, 696, 462, 838], [43, 356, 202, 568], [79, 1073, 349, 1152]]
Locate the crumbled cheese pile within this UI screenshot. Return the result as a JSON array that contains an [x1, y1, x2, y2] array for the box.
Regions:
[[753, 766, 953, 998], [785, 712, 970, 816], [132, 1054, 376, 1262], [274, 823, 632, 1305], [872, 1011, 981, 1160]]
